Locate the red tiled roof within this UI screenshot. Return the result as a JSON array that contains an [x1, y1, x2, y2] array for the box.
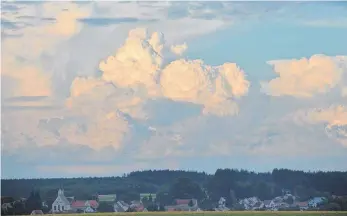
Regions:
[[71, 200, 98, 208], [87, 200, 99, 208], [296, 202, 308, 207], [71, 200, 86, 208], [175, 199, 191, 205], [135, 206, 144, 212]]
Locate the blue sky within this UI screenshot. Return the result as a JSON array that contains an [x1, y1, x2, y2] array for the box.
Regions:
[[1, 1, 347, 179]]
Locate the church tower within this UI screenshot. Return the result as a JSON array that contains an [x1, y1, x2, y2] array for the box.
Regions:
[[58, 188, 64, 196]]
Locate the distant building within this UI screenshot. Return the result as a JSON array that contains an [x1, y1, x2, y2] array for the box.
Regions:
[[140, 193, 156, 202], [97, 194, 117, 203], [294, 201, 309, 211], [165, 199, 199, 211], [71, 200, 98, 212], [308, 197, 326, 208], [214, 197, 229, 211], [114, 201, 129, 212], [30, 210, 43, 215], [239, 197, 261, 210], [52, 189, 71, 213], [263, 200, 272, 209]]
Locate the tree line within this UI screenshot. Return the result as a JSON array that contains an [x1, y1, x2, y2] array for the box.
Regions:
[[2, 168, 347, 212]]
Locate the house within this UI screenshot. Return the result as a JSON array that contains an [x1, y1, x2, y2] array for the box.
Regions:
[[129, 201, 145, 212], [239, 197, 261, 210], [263, 200, 272, 209], [278, 202, 290, 209], [164, 199, 199, 211], [214, 197, 229, 211], [97, 194, 117, 203], [175, 199, 199, 211], [71, 200, 98, 212], [114, 201, 129, 212], [308, 197, 326, 208], [295, 201, 309, 211], [84, 206, 96, 213], [252, 201, 265, 210], [140, 193, 156, 202], [52, 189, 72, 213], [30, 210, 43, 215]]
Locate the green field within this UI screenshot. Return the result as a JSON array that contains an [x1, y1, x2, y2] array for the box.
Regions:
[[43, 212, 347, 216]]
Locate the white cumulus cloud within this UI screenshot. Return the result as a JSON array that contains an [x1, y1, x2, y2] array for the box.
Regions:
[[69, 28, 250, 118], [288, 105, 347, 147], [161, 60, 249, 116], [262, 54, 346, 98]]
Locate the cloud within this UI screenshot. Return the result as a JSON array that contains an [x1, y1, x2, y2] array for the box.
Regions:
[[262, 54, 346, 98], [57, 111, 130, 151], [161, 60, 250, 116], [170, 43, 187, 56], [1, 61, 52, 98], [69, 27, 250, 117], [98, 28, 163, 97], [5, 1, 347, 178], [43, 3, 90, 36], [302, 18, 347, 28], [288, 105, 347, 147], [342, 87, 347, 97], [1, 1, 91, 99], [1, 109, 62, 151]]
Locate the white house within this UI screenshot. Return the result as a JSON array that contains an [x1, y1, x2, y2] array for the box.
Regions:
[[114, 201, 129, 212], [52, 189, 71, 213], [83, 202, 96, 213], [214, 197, 229, 211], [308, 197, 326, 208], [238, 197, 261, 210]]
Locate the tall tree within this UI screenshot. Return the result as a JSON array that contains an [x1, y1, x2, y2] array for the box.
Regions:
[[169, 177, 204, 200], [98, 202, 114, 212], [156, 192, 172, 206], [25, 190, 42, 213]]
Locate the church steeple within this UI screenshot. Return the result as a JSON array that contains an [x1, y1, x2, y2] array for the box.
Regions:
[[58, 188, 64, 196]]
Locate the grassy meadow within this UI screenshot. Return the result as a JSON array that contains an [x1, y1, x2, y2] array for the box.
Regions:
[[43, 212, 347, 216]]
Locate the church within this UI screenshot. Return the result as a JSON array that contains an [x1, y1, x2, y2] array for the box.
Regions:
[[52, 189, 72, 213]]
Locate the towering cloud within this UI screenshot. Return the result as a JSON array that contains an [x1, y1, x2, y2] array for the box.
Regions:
[[160, 60, 249, 116], [99, 28, 163, 97], [71, 28, 250, 118], [262, 54, 346, 98]]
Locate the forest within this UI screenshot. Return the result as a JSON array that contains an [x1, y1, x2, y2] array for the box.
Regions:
[[2, 168, 347, 212]]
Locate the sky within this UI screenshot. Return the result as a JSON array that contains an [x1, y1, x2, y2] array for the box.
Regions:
[[1, 1, 347, 179]]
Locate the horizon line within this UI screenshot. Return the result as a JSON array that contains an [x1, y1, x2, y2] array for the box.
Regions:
[[2, 167, 347, 181]]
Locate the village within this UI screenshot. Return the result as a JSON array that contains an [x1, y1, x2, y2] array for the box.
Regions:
[[38, 188, 332, 214], [2, 169, 347, 215]]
